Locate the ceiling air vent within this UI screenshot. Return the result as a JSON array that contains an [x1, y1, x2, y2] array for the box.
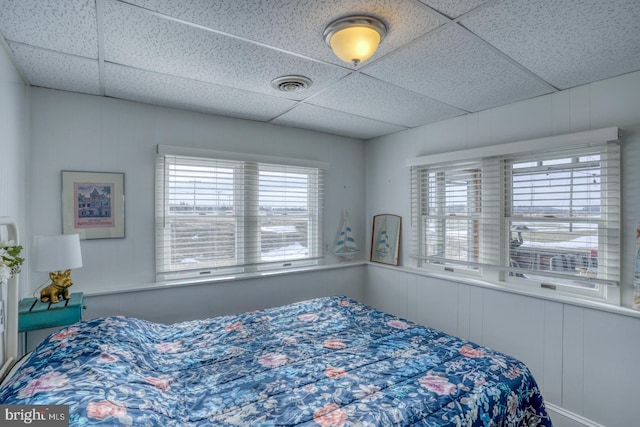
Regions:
[[271, 75, 313, 92]]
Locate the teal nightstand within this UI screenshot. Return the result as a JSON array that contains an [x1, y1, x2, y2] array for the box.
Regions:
[[19, 292, 84, 332]]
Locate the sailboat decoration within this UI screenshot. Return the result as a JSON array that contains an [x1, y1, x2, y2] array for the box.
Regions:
[[334, 210, 359, 260], [376, 215, 391, 256]]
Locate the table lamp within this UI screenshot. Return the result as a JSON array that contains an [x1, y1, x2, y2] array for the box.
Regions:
[[34, 234, 82, 303]]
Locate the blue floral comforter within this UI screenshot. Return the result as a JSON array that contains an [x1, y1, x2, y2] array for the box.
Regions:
[[0, 296, 552, 426]]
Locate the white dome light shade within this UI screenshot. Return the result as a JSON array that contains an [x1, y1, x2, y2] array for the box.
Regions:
[[324, 16, 387, 66]]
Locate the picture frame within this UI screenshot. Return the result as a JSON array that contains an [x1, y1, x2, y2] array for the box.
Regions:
[[62, 171, 125, 240], [370, 214, 401, 266], [634, 223, 640, 310]]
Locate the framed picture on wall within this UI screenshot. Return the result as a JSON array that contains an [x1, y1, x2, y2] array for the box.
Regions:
[[370, 214, 401, 266], [62, 171, 125, 240]]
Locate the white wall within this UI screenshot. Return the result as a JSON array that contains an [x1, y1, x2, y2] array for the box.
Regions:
[[0, 40, 29, 371], [28, 88, 366, 295], [0, 41, 29, 245], [364, 71, 640, 427]]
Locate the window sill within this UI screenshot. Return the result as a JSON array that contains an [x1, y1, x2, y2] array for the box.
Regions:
[[366, 262, 640, 320], [82, 260, 367, 297]]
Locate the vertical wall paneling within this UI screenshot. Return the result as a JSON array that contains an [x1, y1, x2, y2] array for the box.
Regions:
[[542, 300, 564, 405], [480, 290, 546, 383], [405, 273, 418, 323], [411, 275, 459, 336], [568, 84, 591, 132], [325, 264, 365, 302], [562, 305, 586, 417], [550, 90, 572, 136], [456, 282, 471, 340], [581, 310, 640, 426], [467, 285, 485, 344], [483, 95, 554, 146], [364, 265, 408, 318]]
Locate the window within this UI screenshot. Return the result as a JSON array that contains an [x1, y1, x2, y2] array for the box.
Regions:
[[409, 127, 621, 303], [155, 147, 325, 281], [413, 162, 483, 270]]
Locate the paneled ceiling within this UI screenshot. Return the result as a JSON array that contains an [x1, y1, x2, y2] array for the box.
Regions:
[[1, 0, 639, 140]]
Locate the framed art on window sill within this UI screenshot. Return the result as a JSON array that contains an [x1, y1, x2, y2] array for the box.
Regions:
[[62, 171, 125, 240], [634, 223, 640, 310], [370, 214, 401, 266]]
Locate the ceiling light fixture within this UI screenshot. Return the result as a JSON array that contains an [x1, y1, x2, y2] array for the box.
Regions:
[[323, 15, 387, 67]]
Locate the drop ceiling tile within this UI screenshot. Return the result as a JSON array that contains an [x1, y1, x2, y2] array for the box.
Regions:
[[418, 0, 491, 19], [103, 0, 348, 100], [105, 64, 297, 122], [365, 24, 554, 112], [121, 0, 446, 67], [460, 0, 640, 90], [0, 0, 97, 58], [272, 104, 406, 140], [308, 73, 466, 127], [8, 43, 100, 95]]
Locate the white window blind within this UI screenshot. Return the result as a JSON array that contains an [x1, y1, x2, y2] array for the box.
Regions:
[[504, 145, 620, 287], [410, 161, 483, 269], [155, 150, 325, 281], [409, 127, 621, 301]]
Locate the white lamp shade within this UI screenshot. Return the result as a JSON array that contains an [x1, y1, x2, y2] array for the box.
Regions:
[[34, 234, 83, 272], [323, 15, 387, 66], [329, 25, 381, 65]]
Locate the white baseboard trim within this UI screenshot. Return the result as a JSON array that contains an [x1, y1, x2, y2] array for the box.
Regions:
[[545, 402, 604, 427]]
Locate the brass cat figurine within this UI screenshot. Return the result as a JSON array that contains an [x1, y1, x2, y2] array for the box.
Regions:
[[40, 269, 73, 303]]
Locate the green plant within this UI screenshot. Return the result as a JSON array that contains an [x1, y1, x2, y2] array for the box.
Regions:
[[0, 240, 24, 281]]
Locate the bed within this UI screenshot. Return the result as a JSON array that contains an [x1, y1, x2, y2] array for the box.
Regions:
[[0, 294, 552, 426]]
